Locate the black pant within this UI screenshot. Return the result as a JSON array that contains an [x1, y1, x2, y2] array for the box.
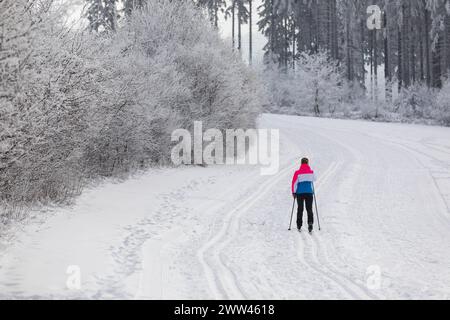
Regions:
[[296, 194, 314, 229]]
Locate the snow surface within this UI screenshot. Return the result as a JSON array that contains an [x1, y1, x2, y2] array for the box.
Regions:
[[1, 114, 450, 300]]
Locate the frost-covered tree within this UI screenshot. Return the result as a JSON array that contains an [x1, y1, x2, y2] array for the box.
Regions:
[[197, 0, 227, 27], [0, 0, 264, 215], [256, 0, 450, 91], [1, 0, 98, 206], [263, 50, 349, 116], [258, 0, 284, 65], [86, 0, 104, 32], [103, 0, 118, 31], [123, 0, 146, 17], [437, 79, 450, 125], [86, 0, 118, 32], [296, 51, 348, 115], [224, 0, 250, 52]]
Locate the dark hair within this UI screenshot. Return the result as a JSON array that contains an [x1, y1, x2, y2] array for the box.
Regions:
[[301, 158, 309, 165]]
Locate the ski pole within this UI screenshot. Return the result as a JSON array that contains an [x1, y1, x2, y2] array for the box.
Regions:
[[288, 197, 296, 231], [312, 183, 321, 231]]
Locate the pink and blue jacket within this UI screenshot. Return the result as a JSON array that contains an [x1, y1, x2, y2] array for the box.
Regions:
[[291, 164, 317, 195]]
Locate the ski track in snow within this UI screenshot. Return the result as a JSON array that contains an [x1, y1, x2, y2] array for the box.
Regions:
[[301, 143, 379, 300], [297, 162, 378, 300], [1, 114, 450, 300], [197, 159, 297, 300]]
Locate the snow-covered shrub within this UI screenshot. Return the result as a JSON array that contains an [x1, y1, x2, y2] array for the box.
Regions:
[[393, 84, 437, 121], [83, 0, 262, 176], [0, 0, 263, 216], [296, 52, 350, 116], [436, 80, 450, 126], [261, 63, 300, 113], [263, 51, 351, 116], [263, 50, 449, 126], [1, 0, 92, 205]]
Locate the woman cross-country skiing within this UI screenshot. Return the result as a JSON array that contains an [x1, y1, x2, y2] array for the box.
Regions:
[[291, 158, 317, 233]]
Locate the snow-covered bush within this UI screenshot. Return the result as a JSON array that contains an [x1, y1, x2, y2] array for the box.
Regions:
[[263, 49, 449, 126], [296, 52, 350, 116], [263, 51, 351, 116], [1, 0, 92, 205], [261, 62, 299, 113], [0, 0, 263, 217], [436, 80, 450, 126], [82, 0, 262, 176], [393, 84, 437, 121]]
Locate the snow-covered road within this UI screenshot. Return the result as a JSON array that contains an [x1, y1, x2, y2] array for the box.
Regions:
[[1, 114, 450, 300]]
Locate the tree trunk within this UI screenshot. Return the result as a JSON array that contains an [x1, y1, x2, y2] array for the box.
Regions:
[[292, 18, 296, 70], [444, 15, 450, 78], [214, 4, 218, 28], [249, 0, 252, 65], [314, 86, 320, 116], [332, 0, 339, 60], [411, 21, 416, 84], [398, 28, 403, 91], [432, 34, 443, 88], [238, 1, 242, 53], [402, 2, 410, 87], [360, 18, 365, 89], [374, 29, 378, 101], [384, 12, 391, 101], [424, 4, 431, 87], [232, 0, 235, 50], [419, 21, 425, 82], [327, 0, 331, 53], [370, 29, 374, 100], [346, 5, 352, 81], [316, 0, 320, 53]]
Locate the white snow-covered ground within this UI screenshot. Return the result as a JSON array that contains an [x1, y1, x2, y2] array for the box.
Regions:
[[1, 114, 450, 300]]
